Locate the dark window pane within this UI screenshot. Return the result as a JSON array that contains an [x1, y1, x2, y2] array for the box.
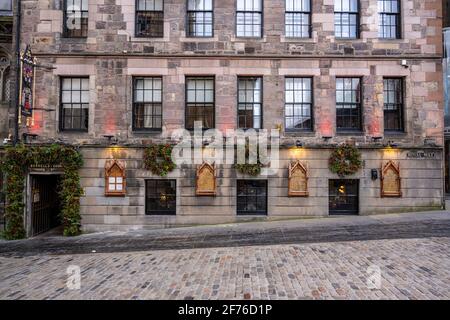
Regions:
[[187, 1, 213, 38], [145, 179, 176, 215], [285, 0, 311, 38], [236, 0, 262, 37], [238, 77, 262, 129], [186, 77, 215, 130], [237, 180, 268, 215], [383, 78, 404, 131], [60, 77, 89, 131], [285, 77, 313, 131], [336, 77, 361, 131], [378, 0, 400, 38], [334, 0, 359, 38], [133, 77, 163, 130]]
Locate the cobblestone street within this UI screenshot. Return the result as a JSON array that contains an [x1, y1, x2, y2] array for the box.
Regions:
[[1, 236, 449, 300]]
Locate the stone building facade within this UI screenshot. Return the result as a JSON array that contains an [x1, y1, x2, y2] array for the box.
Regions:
[[11, 0, 444, 234]]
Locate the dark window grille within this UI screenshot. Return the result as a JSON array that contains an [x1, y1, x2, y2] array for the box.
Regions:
[[237, 180, 268, 215], [238, 77, 262, 129], [187, 0, 213, 37], [60, 77, 89, 131], [186, 77, 215, 130], [145, 180, 176, 215], [64, 0, 88, 38], [133, 77, 163, 131], [136, 0, 164, 37], [236, 0, 262, 37], [285, 0, 311, 38], [383, 78, 404, 132], [285, 77, 313, 131], [336, 77, 361, 131], [378, 0, 400, 39], [334, 0, 359, 38]]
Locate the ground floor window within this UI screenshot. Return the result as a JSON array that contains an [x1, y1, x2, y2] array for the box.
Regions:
[[237, 180, 268, 215], [145, 179, 176, 215], [329, 179, 359, 215]]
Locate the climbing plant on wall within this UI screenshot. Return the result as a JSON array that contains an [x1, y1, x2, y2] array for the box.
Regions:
[[0, 144, 84, 239]]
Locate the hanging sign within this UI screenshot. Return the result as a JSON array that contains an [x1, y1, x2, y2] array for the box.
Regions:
[[19, 46, 35, 118]]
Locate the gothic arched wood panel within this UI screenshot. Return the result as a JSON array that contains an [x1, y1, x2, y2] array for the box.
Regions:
[[381, 160, 401, 197], [288, 160, 309, 197]]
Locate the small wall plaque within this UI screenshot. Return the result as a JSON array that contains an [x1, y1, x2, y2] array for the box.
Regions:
[[196, 162, 216, 196], [381, 160, 401, 197], [105, 160, 126, 197], [288, 160, 309, 197]]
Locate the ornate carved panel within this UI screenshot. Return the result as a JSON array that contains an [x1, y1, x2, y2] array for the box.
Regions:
[[381, 160, 401, 197], [105, 160, 126, 197], [196, 162, 216, 196], [288, 160, 308, 197]]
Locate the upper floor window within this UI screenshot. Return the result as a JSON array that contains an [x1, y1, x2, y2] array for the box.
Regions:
[[285, 77, 313, 131], [136, 0, 164, 37], [238, 77, 262, 129], [383, 78, 404, 132], [186, 77, 215, 130], [0, 0, 12, 15], [236, 0, 262, 38], [133, 77, 163, 131], [60, 77, 89, 131], [285, 0, 311, 38], [64, 0, 89, 38], [187, 0, 213, 37], [378, 0, 401, 39], [334, 0, 359, 39], [336, 77, 361, 131]]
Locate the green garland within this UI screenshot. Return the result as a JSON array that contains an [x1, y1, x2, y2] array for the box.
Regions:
[[329, 143, 362, 177], [143, 144, 176, 176], [0, 144, 84, 239], [235, 144, 263, 176]]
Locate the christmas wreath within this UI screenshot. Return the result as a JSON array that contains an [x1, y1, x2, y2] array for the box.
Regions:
[[144, 144, 176, 176], [329, 143, 362, 177]]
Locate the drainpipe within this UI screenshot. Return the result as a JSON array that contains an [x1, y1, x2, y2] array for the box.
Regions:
[[13, 0, 21, 146]]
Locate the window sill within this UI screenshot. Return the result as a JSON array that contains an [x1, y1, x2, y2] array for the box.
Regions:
[[284, 130, 315, 136], [384, 131, 407, 136], [336, 131, 364, 136]]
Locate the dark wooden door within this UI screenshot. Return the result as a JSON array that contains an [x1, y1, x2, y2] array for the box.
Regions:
[[329, 179, 359, 215]]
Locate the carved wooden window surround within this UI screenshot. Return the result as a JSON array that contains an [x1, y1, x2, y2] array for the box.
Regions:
[[105, 160, 126, 197]]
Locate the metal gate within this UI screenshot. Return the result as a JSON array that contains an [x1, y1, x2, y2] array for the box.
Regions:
[[30, 175, 62, 237]]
